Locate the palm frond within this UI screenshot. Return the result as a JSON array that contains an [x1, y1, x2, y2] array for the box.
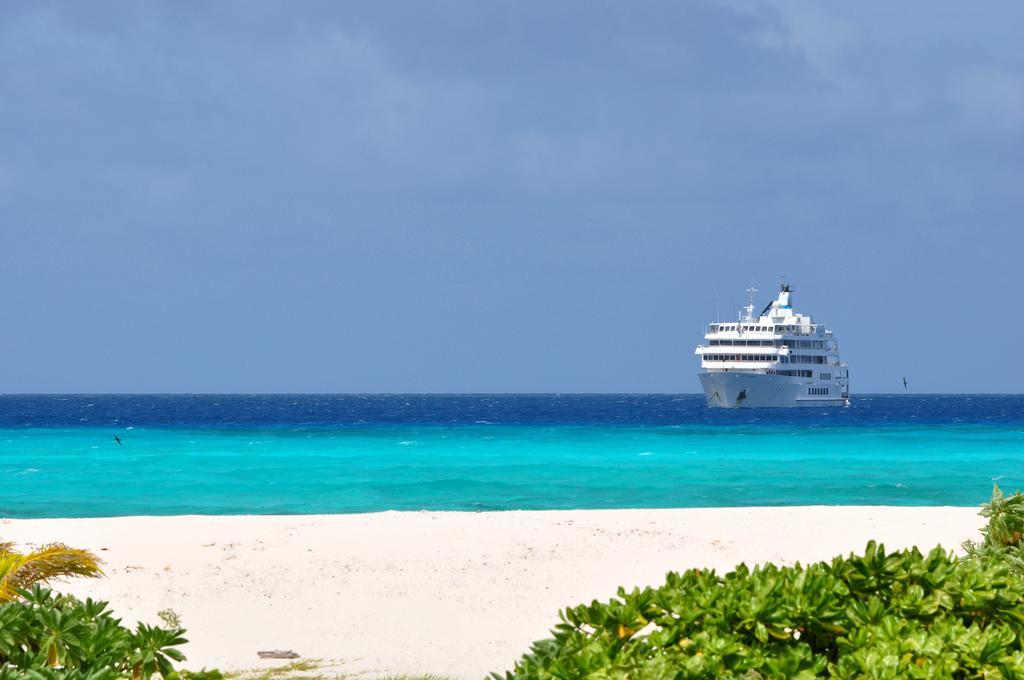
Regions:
[[0, 542, 103, 601]]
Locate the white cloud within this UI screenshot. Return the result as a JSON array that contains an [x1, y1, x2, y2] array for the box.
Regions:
[[752, 0, 860, 86], [949, 68, 1024, 136]]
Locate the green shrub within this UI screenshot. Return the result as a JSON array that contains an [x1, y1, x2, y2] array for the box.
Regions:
[[495, 541, 1024, 679], [963, 484, 1024, 575], [166, 671, 224, 680], [0, 585, 188, 679]]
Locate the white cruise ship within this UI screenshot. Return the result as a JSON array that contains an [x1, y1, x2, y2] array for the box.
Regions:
[[694, 284, 850, 408]]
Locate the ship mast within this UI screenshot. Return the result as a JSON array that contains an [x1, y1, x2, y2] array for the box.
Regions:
[[742, 286, 758, 322]]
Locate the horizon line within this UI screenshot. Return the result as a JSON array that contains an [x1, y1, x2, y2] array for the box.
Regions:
[[1, 392, 1021, 397]]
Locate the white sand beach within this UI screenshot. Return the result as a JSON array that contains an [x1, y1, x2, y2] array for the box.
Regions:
[[2, 507, 983, 679]]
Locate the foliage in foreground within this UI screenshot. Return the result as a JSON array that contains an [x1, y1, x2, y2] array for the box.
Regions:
[[0, 586, 188, 679], [0, 542, 103, 602], [496, 539, 1024, 679], [964, 484, 1024, 574]]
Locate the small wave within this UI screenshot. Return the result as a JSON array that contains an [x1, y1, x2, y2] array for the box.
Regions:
[[397, 440, 420, 446], [638, 451, 654, 456], [895, 483, 908, 488], [16, 468, 39, 475]]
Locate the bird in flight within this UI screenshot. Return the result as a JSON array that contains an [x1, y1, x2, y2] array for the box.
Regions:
[[113, 435, 123, 446], [902, 377, 908, 391]]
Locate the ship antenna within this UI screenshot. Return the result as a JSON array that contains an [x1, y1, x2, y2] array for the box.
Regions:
[[745, 285, 758, 321]]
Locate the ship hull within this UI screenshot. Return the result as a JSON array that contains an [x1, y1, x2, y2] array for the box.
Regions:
[[698, 372, 847, 408]]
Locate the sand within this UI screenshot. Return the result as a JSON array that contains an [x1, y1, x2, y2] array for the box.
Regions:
[[1, 507, 982, 678]]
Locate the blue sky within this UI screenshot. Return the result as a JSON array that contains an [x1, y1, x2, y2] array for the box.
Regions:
[[1, 1, 1021, 393]]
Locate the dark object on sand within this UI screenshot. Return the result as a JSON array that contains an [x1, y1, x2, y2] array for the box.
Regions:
[[257, 650, 300, 659]]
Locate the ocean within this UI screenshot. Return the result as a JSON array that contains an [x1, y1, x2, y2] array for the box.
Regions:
[[1, 394, 1021, 518]]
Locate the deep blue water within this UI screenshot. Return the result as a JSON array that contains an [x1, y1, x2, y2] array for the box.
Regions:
[[1, 394, 1021, 517]]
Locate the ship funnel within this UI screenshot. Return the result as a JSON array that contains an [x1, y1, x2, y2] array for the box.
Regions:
[[778, 284, 792, 309]]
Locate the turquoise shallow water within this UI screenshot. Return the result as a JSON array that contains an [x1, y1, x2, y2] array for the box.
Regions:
[[1, 395, 1022, 517]]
